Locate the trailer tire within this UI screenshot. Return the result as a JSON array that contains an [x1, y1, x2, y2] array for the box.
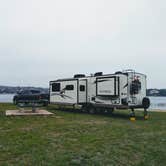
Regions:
[[81, 105, 88, 113], [142, 97, 150, 109], [89, 106, 96, 114], [107, 108, 114, 114]]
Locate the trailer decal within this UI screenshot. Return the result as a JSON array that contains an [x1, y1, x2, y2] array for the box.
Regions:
[[123, 83, 128, 89], [51, 93, 73, 99]]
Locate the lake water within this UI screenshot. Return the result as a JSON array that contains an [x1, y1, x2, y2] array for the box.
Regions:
[[148, 96, 166, 110], [0, 94, 166, 110], [0, 94, 15, 103]]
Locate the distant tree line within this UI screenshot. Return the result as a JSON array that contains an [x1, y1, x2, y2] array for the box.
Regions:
[[0, 86, 48, 94], [0, 86, 165, 96]]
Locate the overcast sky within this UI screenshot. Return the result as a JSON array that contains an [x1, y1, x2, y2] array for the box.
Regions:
[[0, 0, 165, 88]]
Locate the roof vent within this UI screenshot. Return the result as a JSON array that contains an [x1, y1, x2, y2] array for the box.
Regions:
[[115, 71, 122, 74], [74, 74, 85, 78], [94, 72, 103, 76]]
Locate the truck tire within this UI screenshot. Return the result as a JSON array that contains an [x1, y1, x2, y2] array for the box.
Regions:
[[43, 102, 48, 107], [13, 99, 18, 105]]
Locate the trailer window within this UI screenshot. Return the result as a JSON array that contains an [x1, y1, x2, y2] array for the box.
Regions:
[[80, 85, 85, 91], [52, 83, 61, 92], [31, 90, 40, 94], [65, 85, 74, 91]]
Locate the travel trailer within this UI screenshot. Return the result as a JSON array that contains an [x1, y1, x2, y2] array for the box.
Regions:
[[49, 70, 150, 118]]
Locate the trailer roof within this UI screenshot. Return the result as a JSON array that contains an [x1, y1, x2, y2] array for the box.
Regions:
[[50, 71, 146, 83], [50, 78, 78, 82]]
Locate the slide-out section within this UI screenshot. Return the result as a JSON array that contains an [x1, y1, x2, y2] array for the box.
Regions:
[[96, 76, 119, 96], [50, 80, 78, 104]]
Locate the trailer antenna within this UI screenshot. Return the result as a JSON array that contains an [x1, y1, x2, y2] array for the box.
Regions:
[[122, 69, 135, 73]]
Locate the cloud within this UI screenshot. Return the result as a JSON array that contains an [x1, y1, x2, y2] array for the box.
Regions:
[[0, 0, 165, 88]]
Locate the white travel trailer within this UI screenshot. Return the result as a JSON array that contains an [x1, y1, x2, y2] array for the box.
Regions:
[[49, 70, 150, 118]]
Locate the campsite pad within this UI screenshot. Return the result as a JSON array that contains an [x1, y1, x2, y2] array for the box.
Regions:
[[6, 109, 54, 116]]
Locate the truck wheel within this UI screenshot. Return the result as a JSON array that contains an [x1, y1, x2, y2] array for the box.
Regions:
[[43, 102, 48, 107]]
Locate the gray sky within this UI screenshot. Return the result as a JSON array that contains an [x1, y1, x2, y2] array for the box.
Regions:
[[0, 0, 166, 88]]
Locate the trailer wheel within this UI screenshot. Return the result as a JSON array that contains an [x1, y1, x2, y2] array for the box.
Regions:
[[89, 107, 96, 114], [81, 106, 88, 113], [107, 108, 114, 114], [142, 97, 150, 109]]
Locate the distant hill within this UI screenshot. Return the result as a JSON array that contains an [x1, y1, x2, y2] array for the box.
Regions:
[[0, 86, 165, 96], [0, 86, 48, 94], [147, 89, 166, 96]]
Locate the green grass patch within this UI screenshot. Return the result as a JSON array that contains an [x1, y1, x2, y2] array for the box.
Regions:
[[0, 103, 166, 165]]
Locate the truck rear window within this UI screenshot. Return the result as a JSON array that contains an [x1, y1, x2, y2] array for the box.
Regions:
[[31, 90, 40, 94]]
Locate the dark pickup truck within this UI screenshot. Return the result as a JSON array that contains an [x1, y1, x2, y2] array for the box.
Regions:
[[13, 90, 49, 106]]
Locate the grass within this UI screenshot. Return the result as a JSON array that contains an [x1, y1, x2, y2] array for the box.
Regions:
[[0, 103, 166, 166]]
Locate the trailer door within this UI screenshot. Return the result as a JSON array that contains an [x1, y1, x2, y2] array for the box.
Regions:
[[78, 80, 87, 103]]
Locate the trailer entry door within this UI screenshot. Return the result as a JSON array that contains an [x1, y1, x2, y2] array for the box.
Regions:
[[78, 80, 87, 103]]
